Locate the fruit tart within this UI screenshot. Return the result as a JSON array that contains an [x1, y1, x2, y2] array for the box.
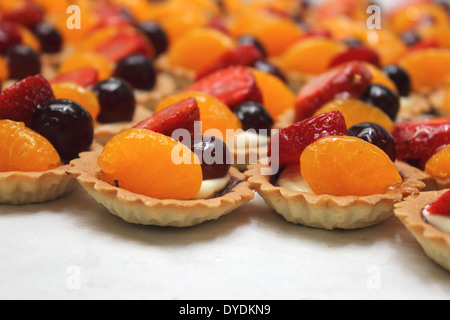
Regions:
[[68, 98, 254, 227], [245, 111, 425, 230], [392, 117, 450, 191], [0, 74, 97, 204], [395, 189, 450, 272]]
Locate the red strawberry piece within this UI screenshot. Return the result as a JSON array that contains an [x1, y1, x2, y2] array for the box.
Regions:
[[50, 68, 99, 88], [268, 111, 348, 166], [329, 46, 381, 68], [392, 118, 450, 168], [0, 74, 55, 126], [207, 17, 230, 36], [427, 190, 450, 217], [95, 31, 155, 62], [0, 20, 22, 54], [186, 66, 263, 109], [2, 4, 44, 29], [295, 61, 372, 121], [302, 30, 333, 40], [196, 44, 264, 80], [134, 98, 200, 140]]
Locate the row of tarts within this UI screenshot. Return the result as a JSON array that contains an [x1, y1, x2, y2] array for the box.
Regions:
[[0, 0, 449, 272]]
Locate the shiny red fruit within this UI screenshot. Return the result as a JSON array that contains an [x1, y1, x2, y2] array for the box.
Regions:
[[268, 111, 349, 166], [329, 46, 381, 68], [50, 68, 99, 88], [427, 190, 450, 217], [295, 61, 372, 121]]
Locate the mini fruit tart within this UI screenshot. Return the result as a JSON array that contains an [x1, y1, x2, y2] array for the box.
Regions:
[[395, 189, 450, 272], [245, 112, 425, 230], [68, 127, 254, 227], [392, 118, 450, 191], [0, 75, 97, 204]]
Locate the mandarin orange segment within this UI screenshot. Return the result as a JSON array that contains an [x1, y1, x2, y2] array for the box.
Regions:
[[399, 49, 450, 91], [0, 120, 61, 172], [278, 38, 346, 74], [161, 10, 210, 44], [75, 26, 122, 52], [0, 56, 9, 82], [300, 136, 402, 196], [241, 17, 304, 57], [444, 87, 450, 114], [58, 52, 114, 81], [97, 128, 203, 200], [51, 83, 100, 121], [425, 145, 450, 179], [363, 63, 398, 93], [17, 25, 41, 52], [361, 29, 408, 66], [155, 91, 242, 139], [249, 68, 296, 119], [167, 28, 234, 72], [314, 98, 394, 131]]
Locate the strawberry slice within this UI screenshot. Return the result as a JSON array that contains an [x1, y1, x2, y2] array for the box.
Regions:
[[133, 98, 200, 140], [392, 118, 450, 168], [269, 111, 349, 166], [0, 74, 55, 126], [2, 4, 44, 28], [185, 66, 263, 109], [295, 61, 372, 121], [95, 31, 155, 62], [196, 44, 264, 80], [329, 46, 381, 68], [50, 68, 99, 88], [0, 20, 22, 54]]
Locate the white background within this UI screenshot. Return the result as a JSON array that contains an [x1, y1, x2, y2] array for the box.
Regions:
[[1, 0, 449, 300]]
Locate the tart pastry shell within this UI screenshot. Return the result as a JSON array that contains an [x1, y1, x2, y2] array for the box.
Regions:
[[94, 105, 153, 145], [68, 150, 255, 227], [155, 55, 195, 90], [0, 165, 76, 205], [394, 190, 450, 272], [245, 162, 426, 230], [134, 73, 177, 111]]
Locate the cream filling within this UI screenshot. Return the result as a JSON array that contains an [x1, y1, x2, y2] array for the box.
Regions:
[[423, 206, 450, 235], [277, 166, 315, 194], [226, 131, 271, 151], [194, 175, 230, 200]]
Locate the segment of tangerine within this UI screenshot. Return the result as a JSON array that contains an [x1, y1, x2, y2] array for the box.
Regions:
[[0, 120, 61, 172], [241, 17, 304, 57], [425, 144, 450, 179], [361, 29, 408, 66], [300, 136, 402, 196], [314, 98, 394, 131], [0, 56, 9, 82], [155, 91, 242, 139], [58, 52, 114, 81], [17, 25, 41, 52], [97, 128, 203, 200], [167, 28, 234, 73], [399, 49, 450, 91], [278, 38, 346, 75], [444, 87, 450, 114], [363, 63, 398, 93], [51, 82, 100, 121], [249, 68, 296, 119]]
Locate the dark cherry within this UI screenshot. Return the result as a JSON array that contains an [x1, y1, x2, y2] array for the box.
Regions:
[[114, 54, 156, 90], [253, 60, 287, 83], [233, 102, 274, 134], [30, 99, 94, 162], [237, 35, 266, 57], [32, 22, 63, 53], [361, 84, 400, 121], [4, 44, 41, 80], [191, 136, 231, 180], [343, 37, 364, 47], [348, 122, 397, 162], [93, 78, 136, 124], [382, 64, 412, 97], [137, 22, 168, 57], [401, 31, 422, 47], [433, 0, 450, 15]]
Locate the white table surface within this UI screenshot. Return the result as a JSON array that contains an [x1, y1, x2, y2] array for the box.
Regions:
[[0, 182, 449, 300], [1, 0, 449, 301]]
